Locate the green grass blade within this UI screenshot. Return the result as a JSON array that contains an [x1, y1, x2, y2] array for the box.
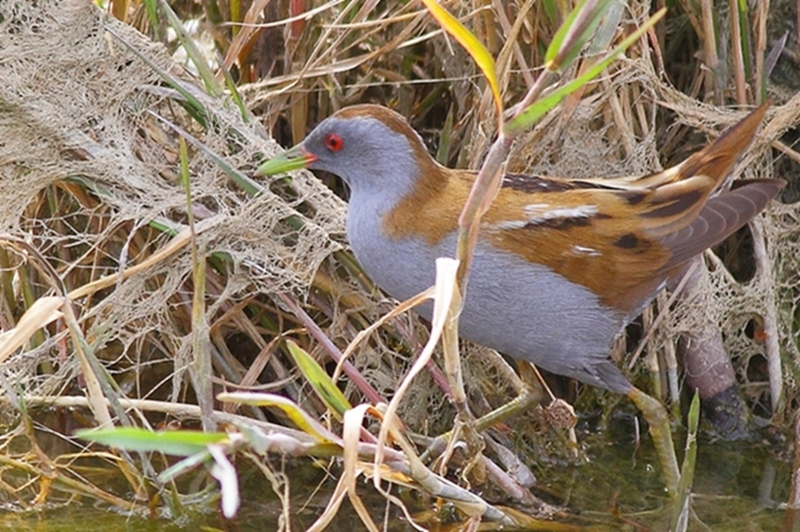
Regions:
[[101, 23, 208, 128], [147, 110, 264, 196], [506, 8, 665, 134], [287, 340, 353, 418], [76, 427, 228, 456], [670, 390, 700, 531], [158, 0, 224, 97], [546, 0, 612, 72]]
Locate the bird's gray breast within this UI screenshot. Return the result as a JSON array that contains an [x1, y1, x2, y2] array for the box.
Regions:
[[345, 195, 437, 303], [345, 197, 629, 393]]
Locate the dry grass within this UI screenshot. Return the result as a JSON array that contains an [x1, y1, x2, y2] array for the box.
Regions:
[[0, 0, 799, 529]]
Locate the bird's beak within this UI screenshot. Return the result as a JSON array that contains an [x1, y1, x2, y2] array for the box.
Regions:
[[255, 145, 318, 176]]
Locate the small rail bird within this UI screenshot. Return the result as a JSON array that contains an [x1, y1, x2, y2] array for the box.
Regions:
[[258, 103, 784, 491]]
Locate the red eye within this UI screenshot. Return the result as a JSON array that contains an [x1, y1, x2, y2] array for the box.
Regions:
[[325, 133, 344, 152]]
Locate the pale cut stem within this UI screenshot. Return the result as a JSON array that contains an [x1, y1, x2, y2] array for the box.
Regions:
[[750, 217, 783, 412]]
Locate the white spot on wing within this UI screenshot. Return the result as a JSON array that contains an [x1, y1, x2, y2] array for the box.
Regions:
[[489, 220, 529, 230], [572, 245, 601, 256], [483, 204, 600, 233], [524, 204, 599, 222]]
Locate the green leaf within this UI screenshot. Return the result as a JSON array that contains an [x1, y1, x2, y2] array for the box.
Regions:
[[142, 0, 158, 31], [158, 0, 223, 97], [76, 427, 229, 456], [546, 0, 612, 72], [506, 8, 665, 134], [217, 392, 340, 443], [149, 111, 264, 196], [670, 390, 700, 531], [587, 0, 626, 54], [158, 449, 214, 481], [101, 24, 208, 128], [286, 340, 352, 417]]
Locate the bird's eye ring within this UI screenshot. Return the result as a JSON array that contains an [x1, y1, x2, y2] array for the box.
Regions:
[[325, 133, 344, 152]]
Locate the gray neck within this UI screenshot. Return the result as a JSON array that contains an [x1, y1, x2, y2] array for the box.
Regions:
[[342, 130, 420, 219], [346, 185, 403, 244], [344, 146, 420, 268]]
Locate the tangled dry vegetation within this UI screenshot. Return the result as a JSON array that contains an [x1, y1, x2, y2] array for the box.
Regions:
[[1, 0, 800, 529]]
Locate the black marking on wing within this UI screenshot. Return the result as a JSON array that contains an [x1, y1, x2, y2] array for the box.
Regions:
[[501, 173, 612, 193], [502, 174, 578, 192], [524, 216, 593, 231], [614, 233, 640, 249], [502, 173, 651, 196], [659, 179, 784, 270], [641, 189, 702, 219], [621, 190, 648, 205]]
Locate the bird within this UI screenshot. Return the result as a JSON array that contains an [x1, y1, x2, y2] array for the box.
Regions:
[[257, 102, 785, 492]]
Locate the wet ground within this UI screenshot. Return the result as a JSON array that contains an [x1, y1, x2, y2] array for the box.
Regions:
[[0, 423, 791, 531]]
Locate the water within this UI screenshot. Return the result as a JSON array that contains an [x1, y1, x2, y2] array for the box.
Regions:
[[0, 423, 792, 531]]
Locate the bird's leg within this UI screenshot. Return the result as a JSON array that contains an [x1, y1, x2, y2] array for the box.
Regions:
[[472, 387, 545, 432], [472, 361, 548, 432], [463, 361, 680, 496], [627, 386, 680, 496], [426, 375, 544, 459]]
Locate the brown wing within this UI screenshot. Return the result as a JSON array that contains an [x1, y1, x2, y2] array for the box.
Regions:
[[484, 103, 777, 313], [659, 179, 785, 270], [486, 177, 783, 313], [484, 184, 684, 313]]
